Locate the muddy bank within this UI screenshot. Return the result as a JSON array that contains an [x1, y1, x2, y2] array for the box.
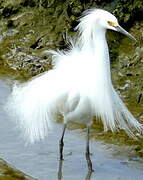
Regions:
[[0, 158, 36, 180]]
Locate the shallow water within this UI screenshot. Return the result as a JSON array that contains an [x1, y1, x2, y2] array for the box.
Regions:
[[0, 79, 143, 180]]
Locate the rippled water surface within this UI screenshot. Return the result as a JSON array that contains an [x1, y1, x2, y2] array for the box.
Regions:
[[0, 79, 143, 180]]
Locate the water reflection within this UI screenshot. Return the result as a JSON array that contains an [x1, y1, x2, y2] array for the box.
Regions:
[[85, 171, 93, 180], [57, 160, 63, 180], [57, 159, 93, 180]]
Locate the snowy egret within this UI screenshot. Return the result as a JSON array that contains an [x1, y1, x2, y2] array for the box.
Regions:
[[7, 9, 142, 172]]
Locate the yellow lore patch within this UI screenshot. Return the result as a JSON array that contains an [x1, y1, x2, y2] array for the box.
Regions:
[[107, 21, 118, 27]]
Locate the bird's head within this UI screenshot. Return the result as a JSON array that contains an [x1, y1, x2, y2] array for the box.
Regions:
[[94, 9, 136, 41], [78, 9, 136, 41]]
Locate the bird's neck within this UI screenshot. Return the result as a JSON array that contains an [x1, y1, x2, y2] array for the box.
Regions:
[[81, 28, 112, 85], [81, 28, 108, 57]]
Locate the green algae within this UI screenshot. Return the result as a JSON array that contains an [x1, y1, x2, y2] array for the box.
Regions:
[[0, 158, 36, 180], [113, 0, 143, 24]]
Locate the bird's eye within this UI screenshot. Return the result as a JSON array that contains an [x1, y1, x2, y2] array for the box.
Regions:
[[107, 21, 118, 27]]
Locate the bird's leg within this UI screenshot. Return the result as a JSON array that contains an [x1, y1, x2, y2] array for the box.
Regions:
[[59, 124, 67, 161], [85, 125, 94, 172]]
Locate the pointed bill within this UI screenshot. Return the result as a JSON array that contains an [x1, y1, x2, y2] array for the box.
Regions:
[[115, 25, 137, 41]]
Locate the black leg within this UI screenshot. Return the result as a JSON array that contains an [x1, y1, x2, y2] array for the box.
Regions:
[[59, 124, 67, 161], [85, 126, 94, 172]]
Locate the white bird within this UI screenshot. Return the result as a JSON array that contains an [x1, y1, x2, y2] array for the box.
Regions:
[[6, 8, 143, 172]]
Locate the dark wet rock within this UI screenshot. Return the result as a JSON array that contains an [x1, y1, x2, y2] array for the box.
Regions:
[[0, 158, 37, 180], [1, 5, 19, 18]]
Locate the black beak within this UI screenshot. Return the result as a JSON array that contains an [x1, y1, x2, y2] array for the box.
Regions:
[[115, 25, 137, 41]]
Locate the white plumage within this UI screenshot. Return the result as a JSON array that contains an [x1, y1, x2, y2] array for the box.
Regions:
[[6, 9, 143, 143]]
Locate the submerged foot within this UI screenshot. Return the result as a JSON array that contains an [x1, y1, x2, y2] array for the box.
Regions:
[[85, 151, 94, 172]]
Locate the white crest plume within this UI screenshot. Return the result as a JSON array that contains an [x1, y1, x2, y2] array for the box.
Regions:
[[6, 9, 143, 143]]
